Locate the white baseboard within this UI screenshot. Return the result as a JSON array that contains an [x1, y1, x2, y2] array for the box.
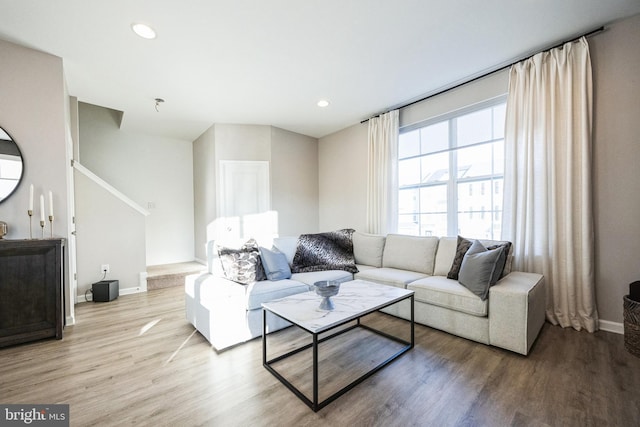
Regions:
[[76, 286, 146, 303], [120, 286, 146, 296], [77, 289, 93, 303], [599, 319, 624, 334], [76, 272, 148, 303], [137, 271, 148, 293]]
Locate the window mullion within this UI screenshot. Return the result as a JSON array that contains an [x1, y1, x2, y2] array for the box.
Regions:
[[418, 131, 423, 235], [490, 108, 499, 239], [490, 142, 495, 239], [448, 118, 457, 237]]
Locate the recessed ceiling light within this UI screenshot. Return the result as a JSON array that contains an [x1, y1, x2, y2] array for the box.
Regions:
[[317, 99, 330, 108], [131, 23, 156, 39]]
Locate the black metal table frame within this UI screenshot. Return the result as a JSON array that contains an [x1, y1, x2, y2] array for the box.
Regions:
[[262, 293, 414, 412]]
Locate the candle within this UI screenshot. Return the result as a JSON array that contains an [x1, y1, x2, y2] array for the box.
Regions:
[[40, 194, 45, 222], [48, 191, 53, 217], [29, 184, 33, 211]]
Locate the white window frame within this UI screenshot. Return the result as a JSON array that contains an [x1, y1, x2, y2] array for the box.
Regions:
[[398, 96, 507, 238]]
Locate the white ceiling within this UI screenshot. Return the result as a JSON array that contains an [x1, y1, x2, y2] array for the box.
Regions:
[[0, 1, 639, 141]]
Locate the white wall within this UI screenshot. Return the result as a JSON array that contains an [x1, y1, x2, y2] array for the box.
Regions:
[[0, 40, 68, 239], [193, 126, 216, 263], [318, 122, 369, 232], [214, 123, 271, 160], [400, 69, 509, 129], [78, 102, 194, 266], [74, 170, 146, 297], [271, 126, 319, 235], [590, 14, 640, 324], [0, 39, 72, 319]]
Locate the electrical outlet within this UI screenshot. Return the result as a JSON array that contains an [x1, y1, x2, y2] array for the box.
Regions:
[[101, 264, 110, 274]]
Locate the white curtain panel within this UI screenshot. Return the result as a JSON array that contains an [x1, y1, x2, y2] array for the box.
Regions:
[[502, 37, 598, 332], [366, 109, 399, 235]]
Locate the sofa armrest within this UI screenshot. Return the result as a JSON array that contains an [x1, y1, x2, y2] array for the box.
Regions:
[[185, 273, 254, 349], [206, 241, 228, 275], [185, 273, 244, 321], [488, 271, 545, 355]]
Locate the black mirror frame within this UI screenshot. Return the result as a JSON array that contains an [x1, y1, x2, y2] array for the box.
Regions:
[[0, 126, 24, 205]]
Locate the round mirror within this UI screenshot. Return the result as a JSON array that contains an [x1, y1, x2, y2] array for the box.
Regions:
[[0, 126, 24, 204]]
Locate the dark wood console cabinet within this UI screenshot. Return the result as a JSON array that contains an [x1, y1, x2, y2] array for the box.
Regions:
[[0, 239, 65, 347]]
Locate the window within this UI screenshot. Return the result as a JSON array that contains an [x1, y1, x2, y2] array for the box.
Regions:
[[397, 99, 505, 239]]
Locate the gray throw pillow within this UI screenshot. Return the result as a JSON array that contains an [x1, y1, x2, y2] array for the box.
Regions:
[[458, 240, 506, 300], [259, 246, 292, 281], [489, 242, 511, 280]]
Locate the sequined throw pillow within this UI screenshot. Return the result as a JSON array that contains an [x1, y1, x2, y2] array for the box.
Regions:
[[218, 238, 267, 285]]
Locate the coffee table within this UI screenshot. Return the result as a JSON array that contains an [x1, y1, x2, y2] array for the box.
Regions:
[[262, 279, 414, 412]]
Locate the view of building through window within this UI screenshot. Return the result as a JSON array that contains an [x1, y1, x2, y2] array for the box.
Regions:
[[398, 100, 506, 239]]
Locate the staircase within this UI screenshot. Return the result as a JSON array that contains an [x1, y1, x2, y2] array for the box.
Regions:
[[146, 262, 206, 291]]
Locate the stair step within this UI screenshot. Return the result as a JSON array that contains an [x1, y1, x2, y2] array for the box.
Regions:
[[146, 262, 206, 291]]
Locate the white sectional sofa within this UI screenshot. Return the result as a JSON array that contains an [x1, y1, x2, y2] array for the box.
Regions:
[[185, 239, 354, 351], [185, 232, 545, 355], [352, 233, 545, 355]]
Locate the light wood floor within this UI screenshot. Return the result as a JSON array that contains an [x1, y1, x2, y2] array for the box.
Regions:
[[1, 286, 639, 427]]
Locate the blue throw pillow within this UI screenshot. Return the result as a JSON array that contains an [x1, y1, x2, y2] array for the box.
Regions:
[[259, 246, 292, 281]]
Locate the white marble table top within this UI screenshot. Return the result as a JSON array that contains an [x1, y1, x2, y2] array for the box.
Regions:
[[262, 280, 413, 334]]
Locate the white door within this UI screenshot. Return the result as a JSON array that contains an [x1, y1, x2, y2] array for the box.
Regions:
[[216, 160, 274, 244]]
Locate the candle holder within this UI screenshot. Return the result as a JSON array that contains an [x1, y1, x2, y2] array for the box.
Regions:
[[40, 220, 45, 239], [49, 215, 54, 238], [28, 209, 33, 239]]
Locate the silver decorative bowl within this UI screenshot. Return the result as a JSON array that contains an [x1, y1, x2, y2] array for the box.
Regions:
[[313, 280, 341, 310]]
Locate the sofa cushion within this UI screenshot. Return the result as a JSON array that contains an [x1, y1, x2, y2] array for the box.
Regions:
[[291, 269, 353, 287], [218, 238, 267, 284], [382, 234, 439, 275], [354, 267, 428, 289], [291, 229, 358, 274], [352, 231, 386, 267], [245, 279, 310, 311], [355, 264, 377, 272], [408, 276, 488, 317], [458, 240, 507, 300], [259, 246, 292, 281], [433, 237, 458, 276]]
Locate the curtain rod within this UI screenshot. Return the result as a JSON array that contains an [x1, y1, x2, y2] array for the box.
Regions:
[[361, 25, 605, 124]]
